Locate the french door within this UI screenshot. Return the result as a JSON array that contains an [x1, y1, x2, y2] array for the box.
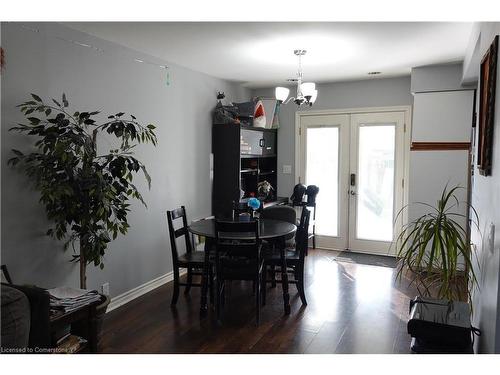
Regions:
[[299, 110, 406, 255]]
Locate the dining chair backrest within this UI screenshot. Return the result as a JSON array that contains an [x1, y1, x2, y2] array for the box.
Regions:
[[260, 205, 296, 225], [297, 207, 311, 261], [215, 219, 261, 259], [306, 185, 319, 206], [232, 200, 252, 218], [290, 183, 307, 206], [166, 206, 193, 264]]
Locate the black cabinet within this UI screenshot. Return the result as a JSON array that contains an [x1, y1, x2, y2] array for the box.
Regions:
[[212, 124, 279, 218]]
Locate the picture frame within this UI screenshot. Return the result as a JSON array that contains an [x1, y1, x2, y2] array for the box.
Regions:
[[477, 35, 498, 176]]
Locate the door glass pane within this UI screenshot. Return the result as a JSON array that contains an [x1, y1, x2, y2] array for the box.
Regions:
[[306, 127, 339, 237], [356, 125, 395, 241]]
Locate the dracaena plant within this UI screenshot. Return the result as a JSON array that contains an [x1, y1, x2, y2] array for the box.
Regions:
[[8, 93, 158, 289], [395, 185, 479, 303]]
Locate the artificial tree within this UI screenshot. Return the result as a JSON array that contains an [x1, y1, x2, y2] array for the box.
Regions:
[[8, 93, 157, 289]]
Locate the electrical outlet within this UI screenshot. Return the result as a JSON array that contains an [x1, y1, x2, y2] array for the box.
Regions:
[[101, 282, 110, 296], [282, 165, 292, 174]]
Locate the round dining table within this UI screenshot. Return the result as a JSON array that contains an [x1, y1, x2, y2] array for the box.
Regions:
[[188, 218, 297, 316]]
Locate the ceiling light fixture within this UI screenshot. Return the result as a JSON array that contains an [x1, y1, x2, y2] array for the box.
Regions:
[[275, 50, 317, 107]]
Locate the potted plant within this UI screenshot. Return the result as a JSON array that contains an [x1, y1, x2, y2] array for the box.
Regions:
[[8, 93, 158, 314], [395, 185, 479, 303]]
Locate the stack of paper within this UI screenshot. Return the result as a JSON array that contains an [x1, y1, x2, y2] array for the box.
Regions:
[[48, 286, 101, 313]]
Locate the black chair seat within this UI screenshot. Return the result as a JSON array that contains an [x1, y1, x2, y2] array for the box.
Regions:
[[178, 250, 206, 265]]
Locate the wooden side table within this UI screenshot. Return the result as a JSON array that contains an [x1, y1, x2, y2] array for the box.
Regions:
[[49, 295, 107, 353]]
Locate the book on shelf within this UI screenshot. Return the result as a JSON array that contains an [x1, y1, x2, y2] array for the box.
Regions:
[[56, 335, 88, 354]]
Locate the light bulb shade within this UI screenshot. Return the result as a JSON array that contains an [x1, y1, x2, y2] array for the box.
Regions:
[[301, 82, 316, 98], [275, 87, 290, 102], [310, 89, 318, 104]]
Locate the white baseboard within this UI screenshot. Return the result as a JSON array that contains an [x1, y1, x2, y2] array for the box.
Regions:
[[107, 269, 187, 313]]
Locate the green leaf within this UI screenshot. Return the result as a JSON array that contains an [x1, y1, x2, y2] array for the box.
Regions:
[[31, 93, 42, 102], [28, 117, 41, 125], [147, 124, 156, 130]]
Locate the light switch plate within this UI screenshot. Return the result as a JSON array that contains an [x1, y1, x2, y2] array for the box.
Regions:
[[283, 165, 292, 174]]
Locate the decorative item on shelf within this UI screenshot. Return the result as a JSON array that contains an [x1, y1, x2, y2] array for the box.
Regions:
[[233, 101, 255, 127], [247, 197, 261, 218], [257, 180, 274, 200], [478, 35, 498, 176], [8, 93, 157, 292], [213, 91, 240, 125], [253, 99, 266, 128], [275, 50, 318, 107]]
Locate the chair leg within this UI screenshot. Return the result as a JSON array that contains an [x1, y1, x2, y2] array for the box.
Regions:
[[171, 266, 180, 306], [262, 266, 267, 306], [209, 267, 214, 305], [297, 266, 307, 305], [255, 276, 261, 324], [271, 265, 276, 288], [184, 266, 193, 294], [215, 274, 221, 323]]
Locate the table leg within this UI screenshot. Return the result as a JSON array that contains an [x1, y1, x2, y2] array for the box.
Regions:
[[279, 238, 291, 315], [200, 239, 211, 317]]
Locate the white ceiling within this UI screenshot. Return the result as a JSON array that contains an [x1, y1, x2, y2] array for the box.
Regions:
[[64, 22, 473, 88]]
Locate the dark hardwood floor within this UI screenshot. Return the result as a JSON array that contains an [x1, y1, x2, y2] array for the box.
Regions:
[[100, 249, 416, 353]]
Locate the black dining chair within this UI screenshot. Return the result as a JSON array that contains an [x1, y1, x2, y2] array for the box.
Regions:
[[166, 206, 213, 307], [260, 204, 297, 286], [262, 206, 311, 306], [214, 219, 264, 324], [305, 185, 319, 250]]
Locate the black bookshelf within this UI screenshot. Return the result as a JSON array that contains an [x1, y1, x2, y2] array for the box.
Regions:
[[212, 124, 285, 218]]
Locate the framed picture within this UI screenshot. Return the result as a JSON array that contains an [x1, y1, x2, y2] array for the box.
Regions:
[[477, 35, 498, 176]]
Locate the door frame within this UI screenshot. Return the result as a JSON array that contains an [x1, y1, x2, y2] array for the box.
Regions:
[[295, 105, 412, 252]]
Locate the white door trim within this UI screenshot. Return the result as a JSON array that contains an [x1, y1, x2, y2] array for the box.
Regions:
[[295, 105, 412, 252]]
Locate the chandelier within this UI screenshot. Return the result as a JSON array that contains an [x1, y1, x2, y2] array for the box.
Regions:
[[275, 49, 318, 106]]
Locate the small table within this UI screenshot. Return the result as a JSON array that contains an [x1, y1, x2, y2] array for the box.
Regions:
[[188, 218, 296, 316]]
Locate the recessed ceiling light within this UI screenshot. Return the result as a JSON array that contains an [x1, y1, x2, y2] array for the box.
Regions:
[[368, 71, 382, 75]]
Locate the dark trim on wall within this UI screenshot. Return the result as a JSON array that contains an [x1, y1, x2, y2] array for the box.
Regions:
[[410, 142, 471, 151]]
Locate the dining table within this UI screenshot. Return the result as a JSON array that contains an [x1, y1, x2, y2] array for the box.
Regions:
[[188, 217, 297, 316]]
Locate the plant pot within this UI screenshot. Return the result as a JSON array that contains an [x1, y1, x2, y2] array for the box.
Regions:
[[93, 294, 110, 352]]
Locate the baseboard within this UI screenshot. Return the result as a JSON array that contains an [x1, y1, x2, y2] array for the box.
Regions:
[[107, 269, 187, 313]]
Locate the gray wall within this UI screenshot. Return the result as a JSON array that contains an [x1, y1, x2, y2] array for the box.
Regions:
[[411, 62, 465, 93], [252, 76, 413, 197], [1, 22, 250, 298], [408, 64, 474, 227], [466, 22, 500, 354]]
